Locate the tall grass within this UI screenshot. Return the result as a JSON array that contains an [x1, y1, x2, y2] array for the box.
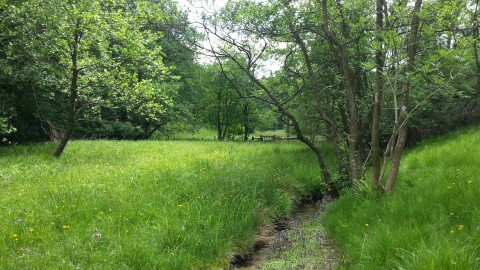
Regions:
[[0, 140, 329, 269], [325, 126, 480, 269]]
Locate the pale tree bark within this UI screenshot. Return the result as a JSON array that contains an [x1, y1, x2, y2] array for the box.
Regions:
[[384, 0, 422, 192]]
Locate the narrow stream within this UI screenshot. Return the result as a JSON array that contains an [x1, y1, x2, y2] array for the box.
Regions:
[[230, 202, 322, 270]]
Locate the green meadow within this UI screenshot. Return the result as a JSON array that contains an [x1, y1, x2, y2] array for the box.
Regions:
[[2, 126, 480, 269], [0, 140, 331, 269]]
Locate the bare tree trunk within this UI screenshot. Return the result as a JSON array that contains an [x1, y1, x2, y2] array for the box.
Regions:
[[371, 0, 385, 189], [384, 0, 422, 192], [54, 25, 81, 157]]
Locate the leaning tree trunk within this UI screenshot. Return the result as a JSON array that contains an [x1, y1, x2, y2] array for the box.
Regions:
[[384, 0, 422, 192], [321, 0, 360, 181], [54, 25, 81, 158], [287, 111, 338, 197]]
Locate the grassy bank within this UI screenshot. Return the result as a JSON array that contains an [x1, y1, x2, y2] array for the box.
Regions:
[[326, 126, 480, 269], [0, 140, 332, 269]]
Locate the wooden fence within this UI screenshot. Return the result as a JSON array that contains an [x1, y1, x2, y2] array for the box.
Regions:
[[251, 135, 297, 141]]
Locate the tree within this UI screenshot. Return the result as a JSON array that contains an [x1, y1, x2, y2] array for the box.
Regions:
[[382, 0, 423, 191], [189, 0, 477, 195], [193, 62, 250, 141], [191, 1, 340, 195], [2, 0, 170, 156], [371, 0, 385, 190]]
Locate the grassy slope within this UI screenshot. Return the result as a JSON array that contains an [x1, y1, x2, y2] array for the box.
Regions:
[[326, 126, 480, 269], [0, 140, 332, 269]]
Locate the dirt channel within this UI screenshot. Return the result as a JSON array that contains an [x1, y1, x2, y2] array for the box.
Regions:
[[229, 196, 339, 270]]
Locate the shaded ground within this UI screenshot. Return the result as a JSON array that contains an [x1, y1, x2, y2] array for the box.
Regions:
[[230, 196, 341, 270]]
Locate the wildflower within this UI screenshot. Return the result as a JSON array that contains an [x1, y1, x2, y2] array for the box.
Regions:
[[92, 228, 102, 238], [468, 180, 473, 184], [450, 212, 454, 216], [29, 228, 34, 232], [62, 225, 70, 229], [450, 230, 455, 234], [447, 186, 451, 189], [365, 224, 369, 227], [458, 225, 464, 231], [178, 204, 183, 207]]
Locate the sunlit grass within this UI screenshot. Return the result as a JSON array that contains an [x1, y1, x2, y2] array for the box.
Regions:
[[325, 125, 480, 269], [0, 140, 329, 269]]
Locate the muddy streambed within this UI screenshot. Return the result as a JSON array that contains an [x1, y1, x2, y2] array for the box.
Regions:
[[229, 196, 337, 270]]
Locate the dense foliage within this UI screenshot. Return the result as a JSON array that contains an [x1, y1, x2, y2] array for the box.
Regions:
[[1, 0, 184, 146]]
